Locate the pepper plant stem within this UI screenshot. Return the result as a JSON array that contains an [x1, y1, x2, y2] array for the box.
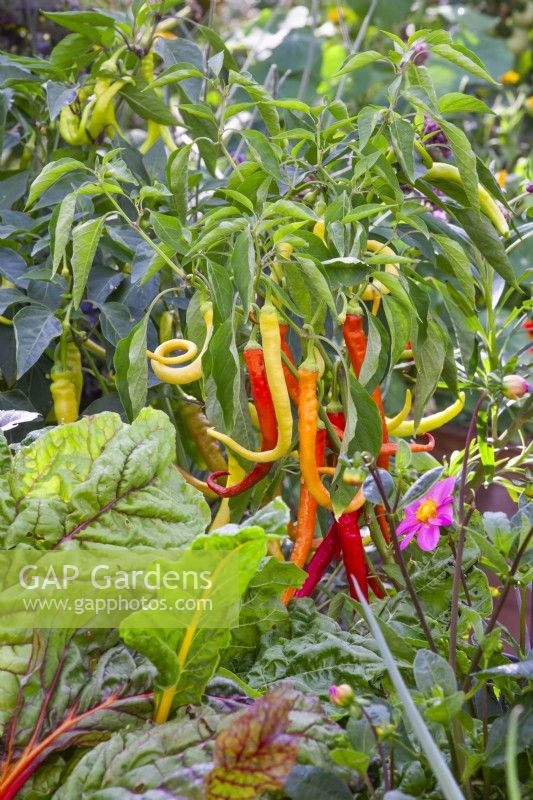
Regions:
[[369, 466, 437, 652]]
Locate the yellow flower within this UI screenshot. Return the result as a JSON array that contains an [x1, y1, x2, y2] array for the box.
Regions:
[[495, 169, 508, 188], [327, 5, 356, 23], [527, 96, 533, 111], [500, 70, 521, 85]]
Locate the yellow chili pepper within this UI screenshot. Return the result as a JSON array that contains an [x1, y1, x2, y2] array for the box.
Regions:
[[361, 240, 400, 301], [50, 371, 79, 424], [207, 304, 293, 463], [138, 52, 177, 153], [159, 310, 175, 343], [298, 352, 365, 514], [385, 389, 412, 432], [423, 164, 510, 237], [392, 392, 466, 437], [209, 454, 246, 531], [66, 341, 83, 406], [248, 401, 260, 430], [148, 302, 213, 385], [313, 219, 326, 242]]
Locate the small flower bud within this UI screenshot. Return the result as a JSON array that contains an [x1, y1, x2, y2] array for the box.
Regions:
[[503, 374, 531, 400], [328, 684, 354, 706]]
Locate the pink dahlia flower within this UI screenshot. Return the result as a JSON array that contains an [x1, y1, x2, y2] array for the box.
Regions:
[[396, 477, 456, 551]]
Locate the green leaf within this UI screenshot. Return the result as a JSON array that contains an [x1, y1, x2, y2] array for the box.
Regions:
[[149, 211, 188, 252], [439, 120, 480, 215], [357, 106, 382, 150], [452, 207, 518, 288], [265, 200, 316, 221], [398, 467, 444, 509], [240, 130, 283, 181], [120, 82, 177, 125], [13, 306, 62, 378], [204, 319, 238, 431], [166, 144, 192, 223], [412, 320, 446, 428], [51, 191, 77, 276], [247, 600, 384, 695], [353, 588, 466, 800], [383, 294, 412, 366], [71, 215, 106, 308], [359, 313, 389, 392], [413, 650, 457, 697], [390, 115, 415, 182], [187, 220, 245, 256], [432, 43, 497, 85], [26, 158, 86, 208], [114, 315, 149, 421], [433, 234, 475, 303], [121, 528, 265, 701], [43, 9, 116, 32], [232, 227, 256, 316], [3, 409, 209, 549], [197, 24, 239, 70], [147, 63, 204, 90], [286, 766, 353, 799], [337, 51, 387, 76], [438, 92, 493, 115]]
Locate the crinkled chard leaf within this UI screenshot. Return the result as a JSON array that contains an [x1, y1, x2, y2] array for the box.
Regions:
[[0, 408, 210, 548]]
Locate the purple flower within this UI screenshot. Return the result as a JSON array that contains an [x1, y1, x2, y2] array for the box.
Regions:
[[527, 184, 533, 194], [80, 300, 100, 327], [396, 477, 455, 551], [412, 42, 429, 65], [423, 117, 451, 159]]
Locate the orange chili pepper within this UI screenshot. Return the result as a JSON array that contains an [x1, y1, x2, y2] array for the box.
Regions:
[[282, 429, 326, 606], [298, 356, 364, 514]]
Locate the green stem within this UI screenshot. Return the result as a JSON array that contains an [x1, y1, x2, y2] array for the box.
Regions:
[[103, 190, 186, 279], [519, 585, 526, 654], [483, 266, 499, 372]]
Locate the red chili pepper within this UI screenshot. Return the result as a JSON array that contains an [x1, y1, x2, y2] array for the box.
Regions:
[[368, 574, 385, 599], [338, 509, 368, 601], [379, 433, 435, 455], [207, 346, 277, 496], [294, 520, 340, 598], [342, 312, 389, 469], [375, 505, 390, 545], [326, 409, 346, 430], [279, 323, 300, 405]]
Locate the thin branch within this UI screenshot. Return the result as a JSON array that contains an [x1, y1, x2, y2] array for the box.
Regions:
[[449, 392, 487, 672], [463, 525, 533, 691], [334, 0, 379, 105], [369, 466, 437, 652], [298, 0, 319, 101]]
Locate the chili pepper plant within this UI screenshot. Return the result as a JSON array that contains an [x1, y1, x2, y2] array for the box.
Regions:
[[0, 3, 531, 799]]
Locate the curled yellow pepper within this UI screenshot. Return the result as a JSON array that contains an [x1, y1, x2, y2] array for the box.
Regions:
[[392, 392, 466, 437], [147, 302, 213, 385]]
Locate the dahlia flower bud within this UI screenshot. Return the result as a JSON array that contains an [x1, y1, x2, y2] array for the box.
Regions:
[[328, 684, 354, 706], [503, 375, 531, 399]]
